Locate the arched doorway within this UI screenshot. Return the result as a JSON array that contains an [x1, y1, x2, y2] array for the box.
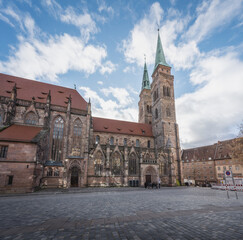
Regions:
[[144, 166, 157, 184], [71, 167, 79, 187]]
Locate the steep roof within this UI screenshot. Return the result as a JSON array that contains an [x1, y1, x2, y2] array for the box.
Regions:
[[182, 144, 217, 161], [153, 31, 170, 73], [141, 61, 151, 90], [0, 124, 42, 142], [0, 73, 87, 111], [93, 117, 153, 137]]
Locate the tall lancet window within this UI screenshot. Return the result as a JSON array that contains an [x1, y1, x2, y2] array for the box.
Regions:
[[51, 116, 64, 162], [72, 118, 82, 156], [112, 152, 121, 175], [94, 151, 103, 176], [129, 153, 137, 175]]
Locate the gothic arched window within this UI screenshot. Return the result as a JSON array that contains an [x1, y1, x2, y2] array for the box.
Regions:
[[136, 139, 140, 147], [167, 87, 171, 97], [129, 153, 137, 175], [73, 119, 82, 136], [51, 116, 64, 162], [112, 152, 121, 175], [95, 135, 100, 144], [25, 111, 38, 125], [110, 136, 114, 145], [71, 119, 82, 156], [94, 151, 103, 176]]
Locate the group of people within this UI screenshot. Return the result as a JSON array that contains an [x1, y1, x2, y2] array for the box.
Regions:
[[144, 178, 161, 189]]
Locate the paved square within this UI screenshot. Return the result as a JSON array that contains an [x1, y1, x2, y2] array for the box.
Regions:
[[0, 187, 242, 239]]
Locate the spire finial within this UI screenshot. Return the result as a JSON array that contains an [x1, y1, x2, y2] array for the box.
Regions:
[[144, 54, 146, 63]]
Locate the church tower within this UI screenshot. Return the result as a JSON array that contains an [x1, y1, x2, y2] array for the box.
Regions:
[[138, 60, 152, 124], [151, 30, 182, 186]]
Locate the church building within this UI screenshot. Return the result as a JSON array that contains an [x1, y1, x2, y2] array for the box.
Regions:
[[0, 32, 182, 193]]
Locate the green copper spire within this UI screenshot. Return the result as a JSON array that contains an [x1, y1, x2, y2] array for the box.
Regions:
[[154, 30, 170, 71], [142, 60, 151, 90]]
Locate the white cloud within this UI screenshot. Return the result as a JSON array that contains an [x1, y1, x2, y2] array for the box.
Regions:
[[101, 87, 133, 106], [99, 61, 116, 74], [0, 34, 109, 82], [0, 12, 14, 27], [98, 0, 114, 16], [0, 3, 115, 81], [60, 7, 97, 41], [177, 49, 243, 148], [79, 86, 137, 121], [97, 81, 103, 85], [184, 0, 243, 43]]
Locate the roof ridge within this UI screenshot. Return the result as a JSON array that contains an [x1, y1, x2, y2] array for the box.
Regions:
[[93, 116, 152, 126]]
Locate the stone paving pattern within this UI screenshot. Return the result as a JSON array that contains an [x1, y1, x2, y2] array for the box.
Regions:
[[0, 187, 243, 239]]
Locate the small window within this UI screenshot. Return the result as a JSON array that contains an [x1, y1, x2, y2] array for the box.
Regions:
[[47, 168, 53, 176], [147, 105, 149, 113], [110, 137, 114, 145], [136, 139, 140, 147], [166, 107, 171, 117], [217, 167, 221, 170], [124, 138, 127, 146], [235, 165, 240, 170], [147, 140, 150, 148], [0, 145, 8, 158], [223, 166, 226, 171], [95, 135, 100, 144], [8, 175, 13, 185]]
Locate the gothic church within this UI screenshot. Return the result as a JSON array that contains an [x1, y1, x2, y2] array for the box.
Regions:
[[0, 32, 182, 193]]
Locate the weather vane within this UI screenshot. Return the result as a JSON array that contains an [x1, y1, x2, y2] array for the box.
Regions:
[[157, 22, 160, 32]]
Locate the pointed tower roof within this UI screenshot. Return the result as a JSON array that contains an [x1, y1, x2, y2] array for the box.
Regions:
[[141, 60, 151, 90], [154, 30, 170, 71]]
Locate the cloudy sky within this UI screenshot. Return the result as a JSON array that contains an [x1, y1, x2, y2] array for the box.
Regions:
[[0, 0, 243, 149]]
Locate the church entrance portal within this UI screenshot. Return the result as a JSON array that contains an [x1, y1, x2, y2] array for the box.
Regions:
[[71, 167, 79, 187], [144, 166, 157, 185], [146, 175, 151, 184]]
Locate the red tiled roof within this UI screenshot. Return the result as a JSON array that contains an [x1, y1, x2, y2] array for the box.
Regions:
[[182, 144, 217, 161], [0, 124, 42, 142], [0, 73, 87, 111], [93, 117, 153, 137]]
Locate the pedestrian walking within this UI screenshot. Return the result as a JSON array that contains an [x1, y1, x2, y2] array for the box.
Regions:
[[158, 177, 161, 189]]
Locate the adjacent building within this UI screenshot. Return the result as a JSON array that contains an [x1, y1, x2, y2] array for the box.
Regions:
[[182, 137, 243, 185], [0, 31, 182, 193]]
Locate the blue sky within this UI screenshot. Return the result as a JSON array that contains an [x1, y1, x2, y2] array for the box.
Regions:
[[0, 0, 243, 148]]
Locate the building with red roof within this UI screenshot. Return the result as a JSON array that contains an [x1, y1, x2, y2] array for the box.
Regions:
[[0, 32, 183, 193]]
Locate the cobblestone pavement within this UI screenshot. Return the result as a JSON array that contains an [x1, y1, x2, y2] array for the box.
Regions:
[[0, 187, 242, 240]]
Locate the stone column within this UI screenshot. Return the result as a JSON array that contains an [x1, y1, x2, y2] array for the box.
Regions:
[[124, 145, 128, 186]]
